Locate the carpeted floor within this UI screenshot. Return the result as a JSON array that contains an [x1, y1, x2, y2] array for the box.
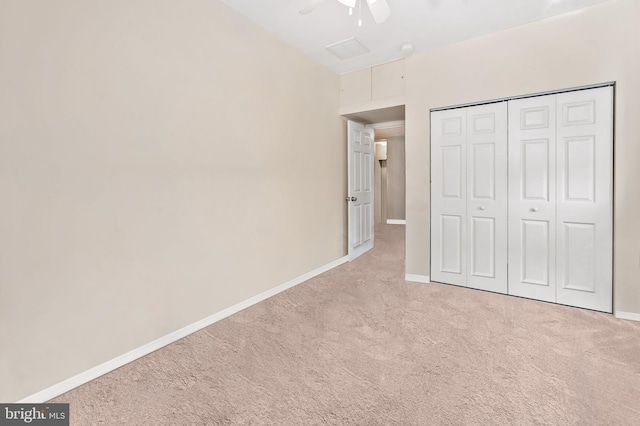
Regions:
[[52, 224, 640, 425]]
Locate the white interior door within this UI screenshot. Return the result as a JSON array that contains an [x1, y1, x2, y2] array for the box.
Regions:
[[555, 87, 613, 312], [466, 102, 508, 293], [431, 108, 467, 286], [508, 94, 557, 302], [347, 120, 375, 261]]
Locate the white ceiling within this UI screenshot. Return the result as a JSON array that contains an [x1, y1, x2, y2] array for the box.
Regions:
[[219, 0, 610, 74]]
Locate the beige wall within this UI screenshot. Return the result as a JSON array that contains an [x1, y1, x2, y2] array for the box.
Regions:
[[386, 136, 406, 221], [374, 142, 384, 223], [373, 136, 405, 223], [0, 0, 346, 401], [405, 0, 640, 314]]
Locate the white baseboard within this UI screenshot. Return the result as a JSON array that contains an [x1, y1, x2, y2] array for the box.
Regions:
[[405, 274, 430, 284], [17, 255, 349, 403], [386, 219, 406, 225], [615, 311, 640, 322]]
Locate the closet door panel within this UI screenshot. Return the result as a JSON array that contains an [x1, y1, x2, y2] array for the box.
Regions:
[[555, 87, 613, 312], [508, 95, 557, 302], [466, 102, 508, 293], [431, 109, 467, 286]]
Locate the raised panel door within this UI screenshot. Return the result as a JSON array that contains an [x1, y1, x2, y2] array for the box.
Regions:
[[466, 102, 508, 293], [348, 121, 375, 260], [555, 87, 613, 312], [431, 109, 467, 286], [508, 95, 557, 302]]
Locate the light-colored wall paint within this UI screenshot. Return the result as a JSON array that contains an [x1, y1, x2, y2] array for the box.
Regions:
[[373, 136, 405, 223], [374, 142, 384, 223], [0, 0, 346, 402], [386, 136, 406, 221], [405, 0, 640, 314]]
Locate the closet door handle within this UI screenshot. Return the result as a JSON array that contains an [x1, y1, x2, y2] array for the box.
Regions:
[[530, 207, 539, 212], [478, 206, 485, 211]]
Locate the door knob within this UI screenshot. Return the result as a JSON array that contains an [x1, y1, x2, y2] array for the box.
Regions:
[[478, 206, 485, 210], [351, 197, 357, 202], [530, 207, 538, 212]]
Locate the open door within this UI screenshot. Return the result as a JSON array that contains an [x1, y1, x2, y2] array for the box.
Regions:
[[347, 120, 375, 261]]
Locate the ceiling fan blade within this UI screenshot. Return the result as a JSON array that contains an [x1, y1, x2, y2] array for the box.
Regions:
[[365, 0, 390, 23], [299, 0, 327, 15]]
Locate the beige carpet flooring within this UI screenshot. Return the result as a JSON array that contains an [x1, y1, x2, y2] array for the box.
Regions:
[[52, 224, 640, 425]]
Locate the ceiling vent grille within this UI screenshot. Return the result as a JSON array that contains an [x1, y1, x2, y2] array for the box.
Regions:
[[326, 37, 369, 60]]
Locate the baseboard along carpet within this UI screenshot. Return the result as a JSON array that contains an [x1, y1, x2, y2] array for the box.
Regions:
[[52, 225, 640, 425]]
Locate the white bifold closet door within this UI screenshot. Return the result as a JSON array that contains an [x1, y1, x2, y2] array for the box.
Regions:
[[431, 102, 508, 293], [508, 87, 613, 312], [431, 86, 612, 312]]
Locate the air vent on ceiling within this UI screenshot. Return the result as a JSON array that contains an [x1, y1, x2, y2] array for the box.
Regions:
[[326, 37, 369, 60]]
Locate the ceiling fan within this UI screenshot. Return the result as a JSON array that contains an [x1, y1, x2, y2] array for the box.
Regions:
[[299, 0, 391, 25]]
